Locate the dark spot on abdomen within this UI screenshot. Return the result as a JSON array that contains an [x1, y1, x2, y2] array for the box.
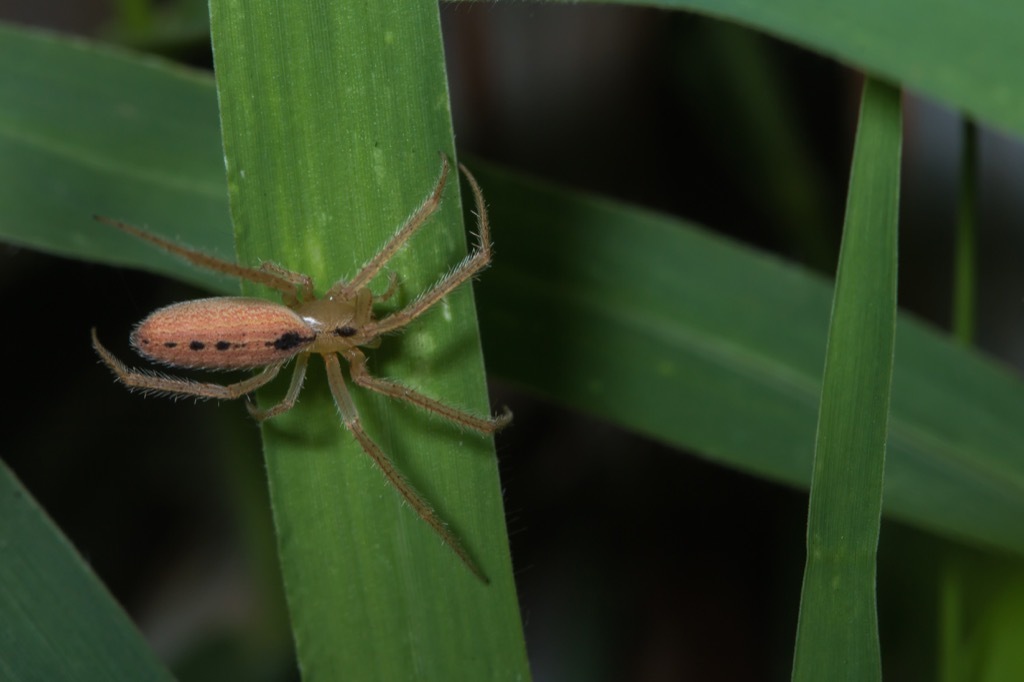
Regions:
[[164, 342, 177, 349], [267, 331, 312, 352], [215, 341, 231, 351], [189, 340, 205, 351]]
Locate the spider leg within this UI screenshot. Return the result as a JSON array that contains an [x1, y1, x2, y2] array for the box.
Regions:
[[326, 153, 450, 299], [258, 262, 315, 304], [94, 215, 309, 300], [246, 353, 310, 420], [322, 352, 488, 583], [345, 349, 511, 434], [92, 328, 284, 400], [365, 162, 493, 336], [375, 271, 401, 303]]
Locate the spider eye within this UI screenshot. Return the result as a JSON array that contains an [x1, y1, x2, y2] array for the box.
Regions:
[[335, 326, 357, 337]]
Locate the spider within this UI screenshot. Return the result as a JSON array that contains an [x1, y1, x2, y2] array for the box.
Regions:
[[91, 154, 510, 582]]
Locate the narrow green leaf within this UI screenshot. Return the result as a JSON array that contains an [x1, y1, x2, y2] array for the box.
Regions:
[[208, 3, 527, 681], [791, 78, 901, 681], [0, 460, 174, 681]]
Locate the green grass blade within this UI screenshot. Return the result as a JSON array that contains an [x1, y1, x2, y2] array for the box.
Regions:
[[790, 78, 901, 681], [529, 0, 1024, 138], [207, 3, 527, 680], [0, 460, 174, 681]]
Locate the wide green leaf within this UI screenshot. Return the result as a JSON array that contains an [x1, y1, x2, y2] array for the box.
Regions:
[[207, 3, 527, 680]]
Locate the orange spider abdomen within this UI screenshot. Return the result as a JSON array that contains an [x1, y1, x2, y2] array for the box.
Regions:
[[131, 297, 315, 370]]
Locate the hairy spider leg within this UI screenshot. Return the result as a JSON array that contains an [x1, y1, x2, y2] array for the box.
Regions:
[[93, 215, 315, 304], [330, 153, 451, 299], [245, 353, 311, 420], [322, 353, 489, 583], [91, 328, 286, 399], [344, 348, 511, 433], [366, 162, 494, 337]]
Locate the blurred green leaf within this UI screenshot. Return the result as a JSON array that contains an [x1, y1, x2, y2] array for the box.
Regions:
[[473, 161, 1024, 559], [940, 552, 1024, 682], [0, 22, 232, 287], [0, 460, 173, 681], [536, 0, 1024, 138]]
